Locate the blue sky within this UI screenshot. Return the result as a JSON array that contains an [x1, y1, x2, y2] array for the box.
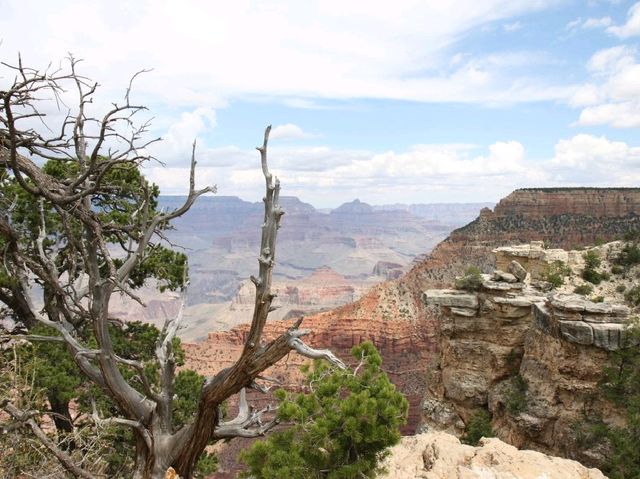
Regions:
[[1, 0, 639, 207]]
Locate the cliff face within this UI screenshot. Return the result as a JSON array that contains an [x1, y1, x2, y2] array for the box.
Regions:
[[456, 188, 640, 249], [299, 188, 640, 435], [494, 188, 640, 219], [422, 244, 632, 467]]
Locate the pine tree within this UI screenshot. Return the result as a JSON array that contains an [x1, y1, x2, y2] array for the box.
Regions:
[[241, 342, 408, 479]]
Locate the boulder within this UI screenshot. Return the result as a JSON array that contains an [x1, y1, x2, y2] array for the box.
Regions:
[[531, 280, 553, 292], [423, 289, 478, 309], [533, 302, 552, 334], [492, 270, 519, 283], [592, 323, 622, 351], [509, 259, 528, 281], [493, 295, 546, 308], [420, 398, 465, 433], [551, 294, 588, 312], [482, 280, 525, 291], [450, 307, 476, 317], [559, 320, 594, 345]]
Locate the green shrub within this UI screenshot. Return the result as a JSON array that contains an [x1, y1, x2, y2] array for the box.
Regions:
[[462, 410, 494, 446], [624, 286, 640, 306], [617, 242, 640, 268], [616, 284, 627, 293], [574, 284, 594, 296], [582, 251, 607, 285], [455, 266, 483, 291], [195, 453, 218, 478], [506, 375, 528, 415], [541, 261, 572, 288], [611, 265, 625, 275], [592, 295, 605, 303], [583, 268, 607, 285], [584, 250, 602, 270], [571, 417, 609, 450]]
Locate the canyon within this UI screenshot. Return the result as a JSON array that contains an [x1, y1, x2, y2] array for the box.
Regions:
[[110, 196, 489, 341], [181, 187, 640, 477]]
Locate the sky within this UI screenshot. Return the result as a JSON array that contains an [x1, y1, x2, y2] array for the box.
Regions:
[[1, 0, 639, 207]]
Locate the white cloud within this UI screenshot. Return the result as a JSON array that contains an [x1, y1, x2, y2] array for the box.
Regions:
[[142, 134, 640, 205], [282, 98, 337, 110], [270, 123, 315, 141], [145, 140, 543, 204], [569, 83, 602, 107], [566, 18, 583, 30], [503, 21, 523, 32], [0, 0, 569, 107], [565, 17, 613, 34], [566, 16, 612, 32], [571, 46, 640, 128], [607, 1, 640, 38], [549, 134, 640, 184], [586, 45, 635, 72], [583, 16, 613, 29], [149, 107, 217, 162], [577, 102, 640, 128]]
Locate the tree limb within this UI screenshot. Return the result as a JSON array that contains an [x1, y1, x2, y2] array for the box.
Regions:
[[3, 402, 97, 479]]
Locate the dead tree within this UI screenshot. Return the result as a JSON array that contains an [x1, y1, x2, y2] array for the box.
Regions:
[[0, 56, 345, 479]]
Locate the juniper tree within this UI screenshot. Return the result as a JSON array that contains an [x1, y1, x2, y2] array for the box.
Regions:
[[0, 56, 346, 479]]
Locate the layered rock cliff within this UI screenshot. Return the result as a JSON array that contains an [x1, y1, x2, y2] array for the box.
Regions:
[[422, 242, 634, 467], [457, 188, 640, 249], [184, 313, 434, 433], [494, 188, 640, 219]]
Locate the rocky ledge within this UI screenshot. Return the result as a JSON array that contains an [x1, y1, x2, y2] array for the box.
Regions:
[[421, 242, 634, 467], [381, 432, 606, 479], [535, 294, 630, 351]]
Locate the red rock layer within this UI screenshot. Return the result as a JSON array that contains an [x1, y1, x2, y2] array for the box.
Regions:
[[184, 314, 435, 433]]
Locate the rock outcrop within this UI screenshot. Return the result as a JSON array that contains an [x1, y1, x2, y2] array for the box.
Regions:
[[494, 188, 640, 219], [457, 188, 640, 249], [381, 432, 606, 479], [422, 244, 632, 467]]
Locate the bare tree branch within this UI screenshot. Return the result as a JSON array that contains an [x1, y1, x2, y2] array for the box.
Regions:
[[3, 402, 97, 479]]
